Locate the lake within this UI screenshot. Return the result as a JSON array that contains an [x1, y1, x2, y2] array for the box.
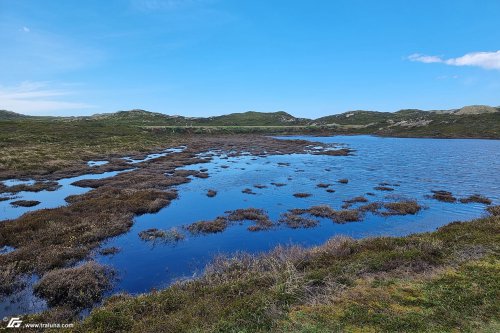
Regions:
[[97, 135, 499, 295]]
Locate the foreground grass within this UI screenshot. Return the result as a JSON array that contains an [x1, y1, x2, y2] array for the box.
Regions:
[[67, 210, 499, 333]]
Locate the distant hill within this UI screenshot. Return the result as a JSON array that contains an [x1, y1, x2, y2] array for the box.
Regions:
[[453, 105, 499, 115], [0, 110, 27, 119], [1, 105, 498, 138]]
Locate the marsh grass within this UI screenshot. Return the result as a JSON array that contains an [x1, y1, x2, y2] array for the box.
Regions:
[[382, 200, 422, 216], [33, 262, 114, 309], [293, 192, 312, 198], [10, 199, 40, 207], [374, 185, 395, 191], [279, 212, 319, 229], [459, 194, 492, 205], [138, 227, 185, 243], [431, 190, 457, 202], [206, 189, 217, 197], [73, 213, 500, 333], [341, 196, 368, 209], [337, 178, 349, 184]]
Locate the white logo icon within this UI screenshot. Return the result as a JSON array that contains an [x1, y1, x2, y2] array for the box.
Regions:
[[6, 317, 22, 328]]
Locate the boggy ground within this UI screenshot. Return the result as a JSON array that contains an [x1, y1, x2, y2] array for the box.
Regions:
[[27, 207, 499, 332], [0, 135, 350, 314]]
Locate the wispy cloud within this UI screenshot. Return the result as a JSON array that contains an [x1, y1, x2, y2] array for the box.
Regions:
[[408, 51, 500, 70], [0, 81, 95, 115], [131, 0, 212, 11]]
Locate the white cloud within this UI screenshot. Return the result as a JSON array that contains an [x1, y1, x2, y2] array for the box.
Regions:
[[0, 81, 95, 115], [408, 54, 442, 63], [22, 26, 30, 32], [408, 51, 500, 70]]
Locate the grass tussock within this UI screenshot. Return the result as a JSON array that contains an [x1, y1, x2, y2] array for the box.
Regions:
[[290, 205, 362, 224], [74, 213, 500, 333], [242, 188, 256, 195], [293, 192, 312, 198], [337, 178, 349, 184], [316, 183, 331, 188], [382, 200, 422, 216], [99, 247, 120, 256], [33, 262, 114, 309], [186, 217, 229, 234], [10, 199, 40, 207], [206, 189, 217, 197], [431, 190, 457, 202], [374, 185, 395, 191], [279, 212, 319, 229], [138, 227, 185, 243], [459, 194, 492, 204], [341, 196, 368, 208]]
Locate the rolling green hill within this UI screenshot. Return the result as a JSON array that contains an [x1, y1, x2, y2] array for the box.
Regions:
[[1, 105, 499, 138]]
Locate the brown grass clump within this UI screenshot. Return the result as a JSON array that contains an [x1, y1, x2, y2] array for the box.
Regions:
[[0, 180, 61, 194], [431, 190, 456, 203], [326, 189, 335, 193], [254, 184, 267, 189], [138, 227, 185, 242], [374, 186, 394, 191], [99, 247, 120, 256], [486, 205, 500, 216], [242, 188, 256, 195], [316, 183, 331, 188], [459, 194, 492, 205], [338, 178, 349, 184], [194, 172, 209, 179], [186, 217, 228, 234], [293, 192, 312, 198], [313, 148, 351, 156], [307, 205, 336, 218], [271, 182, 287, 187], [206, 189, 217, 197], [10, 200, 40, 207], [332, 209, 362, 223], [383, 200, 421, 216], [279, 213, 319, 229], [358, 202, 383, 213], [33, 262, 114, 309], [290, 205, 362, 224], [342, 196, 368, 209], [226, 208, 273, 231]]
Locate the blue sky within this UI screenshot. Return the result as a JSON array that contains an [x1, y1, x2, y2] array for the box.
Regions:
[[1, 0, 499, 117]]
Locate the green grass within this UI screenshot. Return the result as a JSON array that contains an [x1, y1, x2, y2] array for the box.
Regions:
[[68, 211, 499, 333]]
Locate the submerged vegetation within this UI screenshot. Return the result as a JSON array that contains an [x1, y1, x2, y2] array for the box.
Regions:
[[69, 209, 499, 332]]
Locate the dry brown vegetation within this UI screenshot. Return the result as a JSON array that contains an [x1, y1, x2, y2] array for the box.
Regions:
[[382, 200, 422, 216], [431, 190, 457, 202], [242, 188, 256, 195], [337, 178, 348, 184], [33, 262, 114, 309], [10, 199, 40, 207], [293, 192, 312, 198], [459, 194, 492, 205], [99, 247, 120, 256], [206, 189, 217, 197], [279, 212, 319, 228], [138, 227, 185, 242], [374, 185, 394, 191], [341, 196, 368, 208], [316, 183, 331, 188], [186, 217, 229, 234], [0, 180, 61, 194]]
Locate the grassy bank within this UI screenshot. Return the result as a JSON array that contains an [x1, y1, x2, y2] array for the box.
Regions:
[[60, 208, 500, 332]]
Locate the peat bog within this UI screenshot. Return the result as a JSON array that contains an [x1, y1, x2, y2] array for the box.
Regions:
[[0, 134, 499, 328]]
